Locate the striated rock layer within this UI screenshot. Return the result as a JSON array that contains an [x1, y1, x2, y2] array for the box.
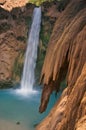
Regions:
[[37, 63, 86, 130], [39, 0, 86, 113], [37, 0, 86, 130]]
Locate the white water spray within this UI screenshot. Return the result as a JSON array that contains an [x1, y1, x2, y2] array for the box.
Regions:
[[17, 7, 41, 95]]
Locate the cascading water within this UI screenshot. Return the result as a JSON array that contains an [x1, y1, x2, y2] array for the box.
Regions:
[[17, 7, 41, 95]]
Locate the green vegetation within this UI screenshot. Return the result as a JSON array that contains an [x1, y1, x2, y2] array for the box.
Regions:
[[12, 51, 24, 83], [28, 0, 65, 7], [25, 16, 32, 28], [40, 19, 51, 46], [35, 41, 46, 83], [0, 80, 13, 89], [29, 0, 55, 6], [60, 80, 67, 91], [17, 36, 26, 43], [35, 15, 55, 83]]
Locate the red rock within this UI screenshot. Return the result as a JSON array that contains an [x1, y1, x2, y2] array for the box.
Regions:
[[37, 0, 86, 129]]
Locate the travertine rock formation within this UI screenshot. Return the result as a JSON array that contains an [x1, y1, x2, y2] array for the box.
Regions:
[[39, 0, 86, 113], [37, 63, 86, 130], [0, 0, 28, 11], [37, 0, 86, 130]]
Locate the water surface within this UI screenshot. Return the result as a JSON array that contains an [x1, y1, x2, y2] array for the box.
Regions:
[[0, 88, 61, 130]]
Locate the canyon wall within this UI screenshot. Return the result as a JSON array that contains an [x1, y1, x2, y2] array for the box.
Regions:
[[0, 2, 34, 87], [37, 0, 86, 129], [0, 0, 58, 87], [0, 0, 86, 129], [37, 63, 86, 130]]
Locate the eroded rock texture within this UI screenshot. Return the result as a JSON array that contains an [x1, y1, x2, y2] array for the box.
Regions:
[[0, 1, 58, 87], [37, 64, 86, 130], [39, 0, 86, 113], [0, 5, 34, 83], [37, 0, 86, 129], [0, 0, 28, 11]]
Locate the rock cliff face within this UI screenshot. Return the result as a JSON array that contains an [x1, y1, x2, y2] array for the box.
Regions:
[[37, 64, 86, 130], [0, 0, 28, 11], [0, 0, 58, 87], [37, 0, 86, 129], [0, 3, 34, 86]]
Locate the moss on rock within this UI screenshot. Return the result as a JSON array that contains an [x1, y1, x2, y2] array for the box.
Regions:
[[0, 80, 13, 89], [12, 50, 25, 83], [28, 0, 54, 6]]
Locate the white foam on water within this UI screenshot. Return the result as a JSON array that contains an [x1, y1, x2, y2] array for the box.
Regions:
[[16, 88, 38, 97]]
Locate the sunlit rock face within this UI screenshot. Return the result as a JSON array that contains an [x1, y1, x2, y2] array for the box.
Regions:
[[39, 0, 86, 113], [37, 0, 86, 129], [0, 0, 28, 11], [37, 64, 86, 130], [0, 0, 6, 4]]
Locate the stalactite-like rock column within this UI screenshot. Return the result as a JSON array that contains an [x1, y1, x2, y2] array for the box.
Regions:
[[37, 0, 86, 130], [39, 0, 86, 113]]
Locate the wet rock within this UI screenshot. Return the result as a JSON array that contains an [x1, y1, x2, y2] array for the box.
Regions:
[[16, 122, 20, 125]]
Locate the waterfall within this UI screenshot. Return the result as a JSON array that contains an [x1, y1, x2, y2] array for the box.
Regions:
[[17, 7, 41, 95]]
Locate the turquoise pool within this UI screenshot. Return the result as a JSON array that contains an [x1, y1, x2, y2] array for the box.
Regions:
[[0, 88, 61, 130]]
